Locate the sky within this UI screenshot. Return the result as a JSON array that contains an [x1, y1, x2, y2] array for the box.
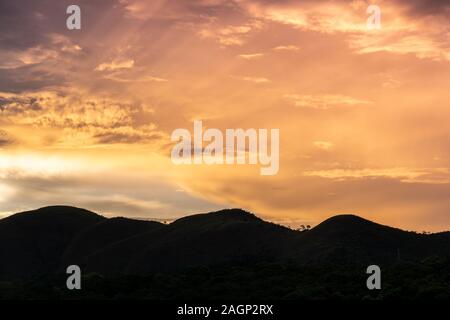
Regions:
[[0, 0, 449, 231]]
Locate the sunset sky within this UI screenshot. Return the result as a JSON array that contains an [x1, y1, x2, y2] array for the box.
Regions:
[[0, 0, 449, 231]]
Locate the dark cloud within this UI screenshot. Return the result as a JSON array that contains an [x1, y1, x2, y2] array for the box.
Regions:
[[0, 0, 121, 49], [0, 66, 65, 93], [0, 0, 52, 51], [0, 130, 13, 146], [0, 91, 44, 115], [93, 131, 164, 144], [0, 0, 121, 92], [394, 0, 450, 16]]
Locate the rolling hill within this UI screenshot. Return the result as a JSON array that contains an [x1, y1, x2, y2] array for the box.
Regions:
[[0, 206, 449, 279]]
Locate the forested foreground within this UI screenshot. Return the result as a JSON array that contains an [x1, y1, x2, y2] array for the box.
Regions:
[[1, 256, 449, 300]]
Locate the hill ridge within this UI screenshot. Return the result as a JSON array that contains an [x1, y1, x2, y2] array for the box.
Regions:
[[0, 205, 449, 278]]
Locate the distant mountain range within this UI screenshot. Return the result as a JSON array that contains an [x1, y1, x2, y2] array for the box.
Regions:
[[1, 206, 449, 279]]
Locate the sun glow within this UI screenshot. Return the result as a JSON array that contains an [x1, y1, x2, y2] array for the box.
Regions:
[[0, 183, 14, 203], [0, 154, 82, 177]]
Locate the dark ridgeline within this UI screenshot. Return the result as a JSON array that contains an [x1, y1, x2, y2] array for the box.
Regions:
[[0, 206, 449, 299]]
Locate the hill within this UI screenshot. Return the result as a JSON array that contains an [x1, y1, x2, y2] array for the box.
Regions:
[[0, 206, 104, 278], [0, 206, 449, 279], [291, 214, 450, 264]]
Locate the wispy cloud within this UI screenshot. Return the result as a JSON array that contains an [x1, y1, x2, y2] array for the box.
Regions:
[[198, 21, 263, 46], [232, 75, 270, 83], [238, 53, 264, 59], [273, 45, 299, 51], [103, 73, 168, 83], [349, 33, 450, 61], [95, 59, 135, 72], [284, 94, 372, 109], [241, 0, 450, 61], [303, 167, 450, 184]]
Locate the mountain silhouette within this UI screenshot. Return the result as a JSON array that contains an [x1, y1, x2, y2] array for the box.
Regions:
[[291, 214, 450, 264], [0, 206, 449, 279], [0, 206, 103, 278]]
